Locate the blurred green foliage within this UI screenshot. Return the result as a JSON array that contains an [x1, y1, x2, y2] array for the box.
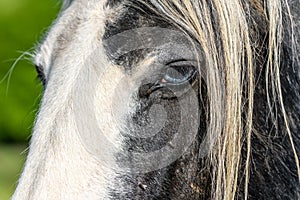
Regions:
[[0, 1, 60, 199], [0, 0, 60, 142], [0, 144, 26, 199]]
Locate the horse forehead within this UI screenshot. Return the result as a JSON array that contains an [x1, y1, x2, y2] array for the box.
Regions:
[[35, 1, 169, 76], [34, 0, 122, 72], [48, 0, 157, 46]]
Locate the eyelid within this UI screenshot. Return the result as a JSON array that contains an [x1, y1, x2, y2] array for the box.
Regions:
[[165, 59, 190, 66], [167, 59, 206, 78], [166, 59, 199, 67], [162, 59, 199, 82]]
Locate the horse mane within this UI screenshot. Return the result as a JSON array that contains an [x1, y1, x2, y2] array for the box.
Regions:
[[125, 0, 300, 199]]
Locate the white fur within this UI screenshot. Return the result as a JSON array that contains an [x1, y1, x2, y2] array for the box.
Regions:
[[12, 1, 126, 199]]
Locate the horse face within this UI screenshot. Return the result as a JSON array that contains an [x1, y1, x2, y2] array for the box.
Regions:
[[13, 0, 300, 199], [13, 1, 208, 199]]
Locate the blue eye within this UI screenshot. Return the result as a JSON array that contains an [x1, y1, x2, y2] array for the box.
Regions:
[[138, 61, 199, 99], [162, 65, 196, 85]]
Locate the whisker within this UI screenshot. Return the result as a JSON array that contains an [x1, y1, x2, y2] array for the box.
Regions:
[[0, 48, 35, 96]]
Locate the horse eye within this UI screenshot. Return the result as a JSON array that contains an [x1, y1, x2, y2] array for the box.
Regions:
[[138, 61, 198, 99], [161, 65, 197, 85]]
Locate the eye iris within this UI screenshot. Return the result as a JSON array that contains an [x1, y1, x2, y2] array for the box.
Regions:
[[138, 63, 198, 99], [163, 66, 195, 84]]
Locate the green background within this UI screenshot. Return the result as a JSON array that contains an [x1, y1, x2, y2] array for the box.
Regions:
[[0, 0, 60, 198]]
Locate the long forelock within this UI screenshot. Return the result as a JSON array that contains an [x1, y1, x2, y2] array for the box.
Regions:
[[127, 0, 300, 199]]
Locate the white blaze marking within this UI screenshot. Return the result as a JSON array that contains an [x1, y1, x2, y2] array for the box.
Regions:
[[12, 1, 126, 199]]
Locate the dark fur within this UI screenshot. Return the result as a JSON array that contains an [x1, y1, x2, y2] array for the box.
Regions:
[[104, 1, 300, 199]]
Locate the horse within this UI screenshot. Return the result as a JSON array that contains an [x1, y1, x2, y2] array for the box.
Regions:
[[12, 0, 300, 199]]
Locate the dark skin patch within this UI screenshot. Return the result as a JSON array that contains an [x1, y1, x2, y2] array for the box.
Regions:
[[103, 1, 172, 71], [35, 64, 46, 87]]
